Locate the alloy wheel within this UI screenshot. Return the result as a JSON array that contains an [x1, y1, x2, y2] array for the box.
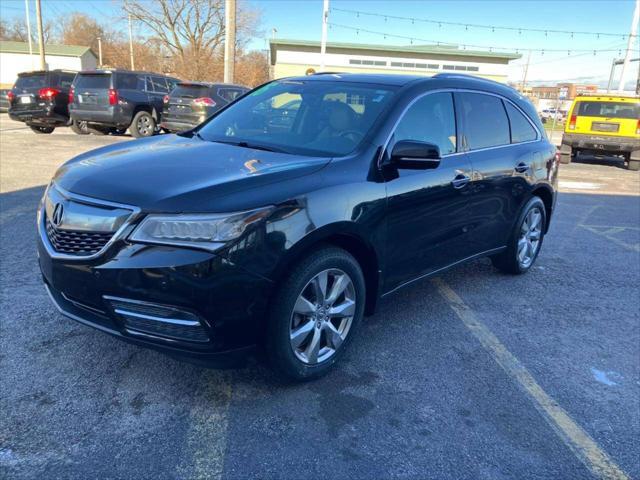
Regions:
[[517, 206, 542, 268], [289, 268, 356, 365]]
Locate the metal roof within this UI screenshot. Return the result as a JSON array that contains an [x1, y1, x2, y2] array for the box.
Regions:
[[0, 41, 96, 58], [270, 38, 521, 61]]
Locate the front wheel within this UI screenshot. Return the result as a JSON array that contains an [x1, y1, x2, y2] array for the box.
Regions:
[[129, 111, 155, 138], [266, 247, 365, 381], [491, 196, 546, 274], [29, 125, 55, 134]]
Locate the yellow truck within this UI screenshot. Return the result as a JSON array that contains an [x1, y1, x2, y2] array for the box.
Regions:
[[560, 94, 640, 170]]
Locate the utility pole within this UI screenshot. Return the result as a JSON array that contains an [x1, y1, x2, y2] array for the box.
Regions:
[[97, 37, 103, 67], [128, 14, 135, 70], [618, 0, 639, 91], [224, 0, 236, 83], [320, 0, 329, 71], [521, 50, 531, 92], [24, 0, 34, 69], [34, 0, 46, 70]]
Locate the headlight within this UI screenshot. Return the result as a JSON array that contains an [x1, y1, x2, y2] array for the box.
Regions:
[[129, 207, 273, 251]]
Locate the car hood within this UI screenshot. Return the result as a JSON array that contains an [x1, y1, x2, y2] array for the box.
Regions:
[[54, 135, 331, 211]]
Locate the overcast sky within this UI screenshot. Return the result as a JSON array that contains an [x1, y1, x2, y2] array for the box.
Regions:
[[1, 0, 637, 89]]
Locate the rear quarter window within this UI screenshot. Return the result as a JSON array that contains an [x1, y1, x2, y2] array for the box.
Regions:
[[116, 73, 139, 90], [505, 102, 538, 143]]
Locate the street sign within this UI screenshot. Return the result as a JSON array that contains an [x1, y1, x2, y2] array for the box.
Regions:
[[558, 87, 568, 100]]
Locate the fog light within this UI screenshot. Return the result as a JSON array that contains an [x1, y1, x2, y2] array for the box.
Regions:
[[104, 296, 210, 343]]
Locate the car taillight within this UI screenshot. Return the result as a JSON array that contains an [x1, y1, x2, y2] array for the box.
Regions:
[[569, 114, 577, 130], [68, 87, 74, 104], [38, 87, 60, 99], [163, 95, 170, 104], [108, 88, 118, 106], [636, 119, 640, 135], [193, 97, 216, 107], [6, 91, 14, 102]]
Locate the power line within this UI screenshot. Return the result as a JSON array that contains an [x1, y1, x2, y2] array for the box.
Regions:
[[328, 22, 630, 55], [332, 7, 637, 40]]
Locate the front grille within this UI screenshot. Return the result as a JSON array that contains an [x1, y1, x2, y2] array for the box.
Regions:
[[45, 217, 113, 255]]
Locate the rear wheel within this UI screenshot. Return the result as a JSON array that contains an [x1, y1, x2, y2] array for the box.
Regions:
[[491, 197, 546, 275], [130, 111, 155, 138], [266, 247, 365, 381], [29, 125, 55, 134], [69, 120, 89, 135]]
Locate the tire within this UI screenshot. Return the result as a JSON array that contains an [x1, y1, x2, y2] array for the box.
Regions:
[[129, 111, 155, 138], [491, 196, 546, 275], [87, 125, 110, 135], [559, 145, 572, 164], [29, 125, 55, 134], [266, 246, 366, 381], [69, 120, 89, 135]]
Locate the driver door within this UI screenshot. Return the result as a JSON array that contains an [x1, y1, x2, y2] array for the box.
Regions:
[[383, 92, 475, 292]]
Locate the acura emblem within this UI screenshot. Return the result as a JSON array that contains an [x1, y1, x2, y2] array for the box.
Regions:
[[51, 202, 64, 227]]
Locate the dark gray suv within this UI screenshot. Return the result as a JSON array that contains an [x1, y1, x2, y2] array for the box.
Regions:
[[69, 70, 179, 137]]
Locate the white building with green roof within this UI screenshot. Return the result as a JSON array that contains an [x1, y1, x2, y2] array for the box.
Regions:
[[269, 39, 520, 83], [0, 41, 97, 87]]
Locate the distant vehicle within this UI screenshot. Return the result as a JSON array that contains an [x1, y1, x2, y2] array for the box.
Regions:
[[7, 70, 77, 134], [0, 89, 10, 113], [160, 82, 249, 133], [560, 94, 640, 170], [69, 70, 179, 137], [539, 108, 566, 123]]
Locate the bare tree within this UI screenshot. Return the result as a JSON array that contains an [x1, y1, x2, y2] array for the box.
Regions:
[[122, 0, 260, 80], [0, 17, 55, 43]]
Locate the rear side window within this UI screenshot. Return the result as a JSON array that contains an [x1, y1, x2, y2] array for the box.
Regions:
[[150, 76, 169, 93], [171, 84, 211, 98], [458, 92, 510, 150], [218, 88, 245, 102], [505, 102, 537, 143], [575, 101, 640, 119], [393, 92, 457, 155], [74, 74, 111, 90], [15, 73, 47, 89], [116, 73, 138, 90], [59, 73, 75, 89]]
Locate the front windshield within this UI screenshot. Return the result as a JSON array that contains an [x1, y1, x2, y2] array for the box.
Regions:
[[197, 79, 397, 156]]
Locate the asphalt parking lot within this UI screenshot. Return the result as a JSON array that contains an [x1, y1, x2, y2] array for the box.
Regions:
[[1, 114, 638, 480]]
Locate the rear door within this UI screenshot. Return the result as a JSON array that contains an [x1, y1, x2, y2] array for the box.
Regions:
[[11, 72, 49, 111], [456, 92, 539, 253], [571, 99, 640, 138], [73, 73, 112, 111], [147, 76, 170, 114]]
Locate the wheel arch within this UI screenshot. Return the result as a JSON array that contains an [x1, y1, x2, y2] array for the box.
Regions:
[[531, 184, 554, 232], [270, 223, 382, 316]]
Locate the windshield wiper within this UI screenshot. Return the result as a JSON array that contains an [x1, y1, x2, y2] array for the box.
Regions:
[[213, 139, 286, 153]]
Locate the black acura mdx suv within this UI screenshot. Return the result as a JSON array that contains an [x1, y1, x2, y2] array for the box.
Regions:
[[38, 73, 558, 380]]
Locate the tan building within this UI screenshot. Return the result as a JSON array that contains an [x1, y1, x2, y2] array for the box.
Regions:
[[530, 83, 599, 101], [270, 39, 521, 83]]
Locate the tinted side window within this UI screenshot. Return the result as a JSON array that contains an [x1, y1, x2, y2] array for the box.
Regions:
[[60, 73, 75, 89], [458, 93, 510, 150], [393, 92, 457, 155], [505, 102, 537, 143], [116, 73, 138, 90], [218, 88, 244, 102], [151, 76, 169, 93]]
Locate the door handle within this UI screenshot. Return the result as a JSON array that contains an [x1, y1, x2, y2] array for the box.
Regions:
[[514, 162, 529, 173], [451, 173, 471, 189]]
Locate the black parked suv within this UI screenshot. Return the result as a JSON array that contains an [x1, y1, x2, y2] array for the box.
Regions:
[[38, 73, 558, 380], [160, 82, 248, 132], [69, 70, 179, 137], [8, 70, 76, 133]]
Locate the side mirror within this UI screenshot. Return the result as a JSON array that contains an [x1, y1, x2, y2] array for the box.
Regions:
[[390, 140, 441, 169]]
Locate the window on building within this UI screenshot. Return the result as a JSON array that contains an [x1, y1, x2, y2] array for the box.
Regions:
[[443, 65, 455, 70], [427, 64, 439, 69], [393, 92, 457, 155], [466, 66, 479, 72], [504, 102, 537, 143], [457, 92, 510, 150], [349, 59, 362, 65]]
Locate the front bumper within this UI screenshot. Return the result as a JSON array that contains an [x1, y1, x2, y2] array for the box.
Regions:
[[37, 207, 273, 363], [562, 133, 640, 154]]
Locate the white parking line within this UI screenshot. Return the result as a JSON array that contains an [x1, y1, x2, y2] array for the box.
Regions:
[[176, 371, 232, 480], [433, 278, 629, 480]]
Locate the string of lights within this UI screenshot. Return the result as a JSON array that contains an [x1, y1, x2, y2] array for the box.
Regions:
[[331, 7, 637, 40], [328, 22, 631, 56]]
